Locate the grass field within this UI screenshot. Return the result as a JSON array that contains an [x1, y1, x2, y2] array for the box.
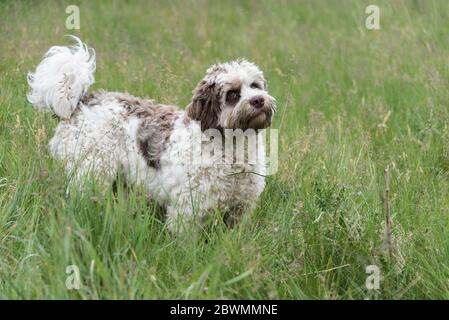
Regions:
[[1, 0, 449, 299]]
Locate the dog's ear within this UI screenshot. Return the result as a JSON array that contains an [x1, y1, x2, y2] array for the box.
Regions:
[[186, 79, 222, 131]]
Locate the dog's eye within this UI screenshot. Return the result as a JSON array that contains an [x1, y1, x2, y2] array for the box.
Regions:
[[226, 90, 240, 104], [250, 82, 261, 89]]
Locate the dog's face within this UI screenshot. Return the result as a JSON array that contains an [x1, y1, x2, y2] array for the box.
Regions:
[[187, 60, 276, 131]]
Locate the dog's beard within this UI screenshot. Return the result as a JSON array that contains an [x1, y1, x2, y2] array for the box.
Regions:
[[247, 112, 270, 130], [227, 101, 274, 131]]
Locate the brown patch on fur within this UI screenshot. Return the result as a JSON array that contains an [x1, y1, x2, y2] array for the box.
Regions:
[[186, 66, 226, 131], [123, 95, 180, 169], [186, 80, 222, 131], [83, 91, 180, 169]]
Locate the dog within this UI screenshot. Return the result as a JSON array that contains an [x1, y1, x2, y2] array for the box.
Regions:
[[27, 36, 276, 234]]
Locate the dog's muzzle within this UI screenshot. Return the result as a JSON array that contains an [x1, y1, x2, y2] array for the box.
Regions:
[[246, 95, 275, 130]]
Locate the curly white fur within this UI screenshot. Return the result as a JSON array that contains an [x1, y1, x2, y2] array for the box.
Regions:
[[27, 36, 95, 119], [27, 37, 275, 234]]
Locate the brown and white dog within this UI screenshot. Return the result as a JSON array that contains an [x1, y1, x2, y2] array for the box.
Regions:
[[27, 37, 276, 233]]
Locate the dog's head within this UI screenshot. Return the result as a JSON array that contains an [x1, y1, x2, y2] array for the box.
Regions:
[[186, 59, 276, 131]]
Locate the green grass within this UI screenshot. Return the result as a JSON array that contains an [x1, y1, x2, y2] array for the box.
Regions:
[[1, 0, 449, 299]]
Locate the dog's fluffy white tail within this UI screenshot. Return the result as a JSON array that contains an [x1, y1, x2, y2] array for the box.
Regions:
[[27, 36, 95, 119]]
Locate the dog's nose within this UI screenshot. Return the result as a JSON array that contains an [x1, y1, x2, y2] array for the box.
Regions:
[[250, 96, 264, 109]]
